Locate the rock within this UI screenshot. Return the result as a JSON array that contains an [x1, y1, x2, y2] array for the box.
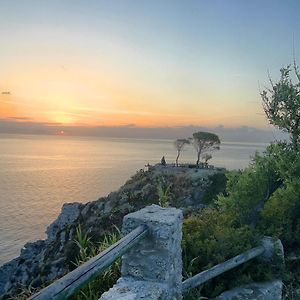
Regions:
[[100, 278, 166, 300], [0, 258, 18, 295], [46, 202, 82, 240], [20, 240, 46, 260], [216, 280, 283, 300], [103, 199, 113, 214]]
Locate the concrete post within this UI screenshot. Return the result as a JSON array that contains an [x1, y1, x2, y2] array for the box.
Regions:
[[100, 204, 183, 300], [260, 236, 285, 277]]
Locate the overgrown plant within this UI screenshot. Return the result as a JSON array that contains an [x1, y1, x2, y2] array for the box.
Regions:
[[157, 178, 172, 207]]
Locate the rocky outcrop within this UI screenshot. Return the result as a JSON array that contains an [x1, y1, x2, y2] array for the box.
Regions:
[[46, 203, 83, 241], [216, 280, 283, 300], [0, 165, 223, 299]]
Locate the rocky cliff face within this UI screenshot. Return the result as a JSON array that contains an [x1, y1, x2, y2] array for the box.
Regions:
[[0, 165, 225, 299]]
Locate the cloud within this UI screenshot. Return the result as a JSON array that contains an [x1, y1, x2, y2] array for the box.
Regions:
[[121, 124, 136, 128], [8, 116, 33, 121], [0, 118, 289, 143]]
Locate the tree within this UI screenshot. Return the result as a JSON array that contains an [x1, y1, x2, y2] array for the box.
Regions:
[[202, 153, 212, 168], [261, 65, 300, 149], [190, 131, 220, 167], [174, 139, 189, 167]]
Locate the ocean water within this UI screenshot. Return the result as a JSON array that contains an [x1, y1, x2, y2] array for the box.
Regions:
[[0, 134, 268, 266]]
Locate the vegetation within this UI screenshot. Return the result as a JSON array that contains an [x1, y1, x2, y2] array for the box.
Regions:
[[172, 132, 220, 168], [202, 153, 212, 167], [174, 138, 190, 166], [182, 209, 269, 298], [261, 65, 300, 149], [157, 178, 172, 207], [189, 132, 220, 167], [71, 225, 121, 300], [182, 140, 300, 298], [182, 65, 300, 298]]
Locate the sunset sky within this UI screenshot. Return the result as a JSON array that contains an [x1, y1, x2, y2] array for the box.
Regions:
[[1, 0, 300, 130]]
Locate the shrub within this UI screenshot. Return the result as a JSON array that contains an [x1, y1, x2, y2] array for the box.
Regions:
[[182, 208, 270, 297]]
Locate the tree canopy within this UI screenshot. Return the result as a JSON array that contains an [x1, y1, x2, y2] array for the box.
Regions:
[[190, 131, 220, 167], [261, 65, 300, 149], [174, 138, 189, 167]]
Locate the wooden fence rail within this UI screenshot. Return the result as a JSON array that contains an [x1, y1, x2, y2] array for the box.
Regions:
[[182, 245, 265, 293], [29, 225, 148, 300]]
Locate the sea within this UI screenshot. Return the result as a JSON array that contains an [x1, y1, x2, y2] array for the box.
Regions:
[[0, 134, 268, 266]]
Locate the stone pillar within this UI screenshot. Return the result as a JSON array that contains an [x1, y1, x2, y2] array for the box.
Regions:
[[100, 204, 183, 300], [261, 236, 285, 277]]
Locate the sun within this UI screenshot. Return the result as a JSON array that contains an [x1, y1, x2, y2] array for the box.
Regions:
[[48, 111, 76, 125]]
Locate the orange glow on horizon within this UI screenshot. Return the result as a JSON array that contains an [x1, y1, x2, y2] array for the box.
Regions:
[[0, 95, 18, 118], [0, 63, 268, 129]]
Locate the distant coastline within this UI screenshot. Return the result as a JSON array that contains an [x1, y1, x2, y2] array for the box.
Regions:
[[0, 120, 289, 143]]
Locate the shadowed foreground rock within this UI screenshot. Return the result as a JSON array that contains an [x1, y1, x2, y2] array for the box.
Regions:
[[216, 280, 283, 300]]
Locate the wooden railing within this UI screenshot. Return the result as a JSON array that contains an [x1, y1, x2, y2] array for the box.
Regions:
[[182, 245, 266, 293], [29, 225, 148, 300]]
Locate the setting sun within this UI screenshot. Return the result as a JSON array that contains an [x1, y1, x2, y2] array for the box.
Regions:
[[48, 111, 78, 125]]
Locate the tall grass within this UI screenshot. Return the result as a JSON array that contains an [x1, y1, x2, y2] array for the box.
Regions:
[[71, 225, 121, 300]]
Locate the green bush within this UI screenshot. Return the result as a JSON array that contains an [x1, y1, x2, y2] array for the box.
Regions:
[[202, 172, 227, 205], [260, 179, 300, 249], [182, 208, 270, 297]]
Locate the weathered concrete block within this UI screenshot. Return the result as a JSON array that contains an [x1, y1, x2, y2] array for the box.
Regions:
[[260, 236, 285, 277], [100, 278, 166, 300], [216, 280, 283, 300], [261, 237, 284, 262], [100, 205, 183, 300]]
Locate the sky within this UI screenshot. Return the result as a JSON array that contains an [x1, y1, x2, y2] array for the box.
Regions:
[[0, 0, 300, 134]]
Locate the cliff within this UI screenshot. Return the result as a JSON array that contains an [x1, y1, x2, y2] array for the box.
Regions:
[[0, 165, 225, 299]]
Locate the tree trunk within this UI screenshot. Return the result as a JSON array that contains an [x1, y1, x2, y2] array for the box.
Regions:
[[176, 151, 180, 167], [250, 179, 283, 228], [196, 151, 201, 167]]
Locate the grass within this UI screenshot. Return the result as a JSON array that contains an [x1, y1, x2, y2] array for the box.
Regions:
[[71, 225, 121, 300]]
